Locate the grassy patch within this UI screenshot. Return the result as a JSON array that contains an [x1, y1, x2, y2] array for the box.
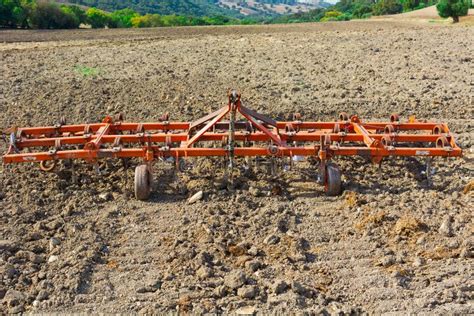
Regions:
[[428, 18, 449, 23], [74, 65, 101, 77]]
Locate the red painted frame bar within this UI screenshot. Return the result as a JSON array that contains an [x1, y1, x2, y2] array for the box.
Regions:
[[13, 132, 455, 148], [16, 121, 444, 136], [3, 145, 462, 164]]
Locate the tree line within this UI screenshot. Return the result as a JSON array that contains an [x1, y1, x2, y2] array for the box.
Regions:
[[271, 0, 472, 23], [0, 0, 253, 29], [1, 0, 471, 29]]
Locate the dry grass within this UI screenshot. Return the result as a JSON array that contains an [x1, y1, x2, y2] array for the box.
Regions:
[[355, 210, 387, 231], [228, 244, 246, 256], [385, 265, 411, 277], [177, 295, 192, 312], [345, 191, 358, 208], [265, 235, 297, 261], [463, 180, 474, 194], [106, 260, 119, 270], [421, 246, 460, 260], [392, 216, 427, 237]]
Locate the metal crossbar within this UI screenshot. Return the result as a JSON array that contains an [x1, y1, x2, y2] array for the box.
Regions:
[[1, 91, 463, 198]]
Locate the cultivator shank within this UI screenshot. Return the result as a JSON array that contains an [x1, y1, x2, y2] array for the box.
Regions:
[[2, 91, 462, 199]]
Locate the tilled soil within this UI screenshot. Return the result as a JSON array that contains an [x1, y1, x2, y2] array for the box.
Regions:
[[0, 21, 473, 314]]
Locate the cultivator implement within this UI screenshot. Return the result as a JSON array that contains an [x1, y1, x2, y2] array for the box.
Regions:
[[2, 91, 462, 200]]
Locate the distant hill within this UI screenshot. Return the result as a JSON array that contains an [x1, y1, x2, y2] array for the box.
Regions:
[[65, 0, 233, 16], [65, 0, 329, 17], [219, 0, 329, 16]]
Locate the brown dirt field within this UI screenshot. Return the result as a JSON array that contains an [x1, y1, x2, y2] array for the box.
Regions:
[[0, 20, 473, 314]]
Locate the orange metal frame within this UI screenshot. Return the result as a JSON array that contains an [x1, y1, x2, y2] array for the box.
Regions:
[[1, 92, 462, 167]]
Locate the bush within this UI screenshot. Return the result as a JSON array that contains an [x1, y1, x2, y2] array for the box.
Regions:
[[86, 7, 110, 28], [29, 1, 80, 29], [64, 4, 86, 25], [131, 14, 163, 28], [353, 4, 373, 18], [400, 0, 418, 11], [203, 15, 235, 25], [0, 0, 18, 27], [110, 8, 138, 28], [160, 14, 188, 26], [436, 0, 470, 22], [372, 0, 403, 15], [320, 10, 344, 21], [0, 0, 31, 28], [414, 2, 427, 9], [337, 13, 352, 20]]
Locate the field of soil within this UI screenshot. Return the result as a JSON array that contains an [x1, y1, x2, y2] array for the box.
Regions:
[[0, 21, 473, 314]]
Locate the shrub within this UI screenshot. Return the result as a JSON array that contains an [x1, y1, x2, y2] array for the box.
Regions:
[[372, 0, 403, 15], [64, 4, 86, 25], [0, 0, 31, 28], [86, 7, 110, 28], [131, 14, 163, 28], [29, 1, 79, 29], [110, 8, 138, 28], [337, 13, 352, 20], [320, 10, 345, 21], [325, 10, 343, 18], [414, 2, 427, 9], [203, 15, 235, 25], [353, 4, 373, 18], [436, 0, 470, 22]]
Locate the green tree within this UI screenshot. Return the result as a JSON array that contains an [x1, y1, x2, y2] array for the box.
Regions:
[[86, 7, 110, 28], [352, 3, 372, 18], [1, 0, 18, 27], [110, 8, 138, 28], [320, 10, 343, 21], [64, 4, 86, 25], [0, 0, 29, 27], [436, 0, 470, 22], [29, 1, 80, 29], [372, 0, 402, 15], [131, 13, 164, 27]]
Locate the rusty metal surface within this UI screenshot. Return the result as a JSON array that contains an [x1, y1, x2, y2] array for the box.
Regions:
[[1, 92, 463, 165]]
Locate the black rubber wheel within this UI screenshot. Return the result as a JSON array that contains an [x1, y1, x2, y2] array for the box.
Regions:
[[134, 164, 152, 200], [325, 163, 342, 196]]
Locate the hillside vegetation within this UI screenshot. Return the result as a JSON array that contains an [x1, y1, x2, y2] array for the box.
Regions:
[[1, 0, 472, 29], [273, 0, 441, 22], [66, 0, 236, 17], [62, 0, 327, 16]]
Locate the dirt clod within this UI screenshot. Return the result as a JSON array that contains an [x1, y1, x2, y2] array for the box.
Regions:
[[0, 20, 472, 314]]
